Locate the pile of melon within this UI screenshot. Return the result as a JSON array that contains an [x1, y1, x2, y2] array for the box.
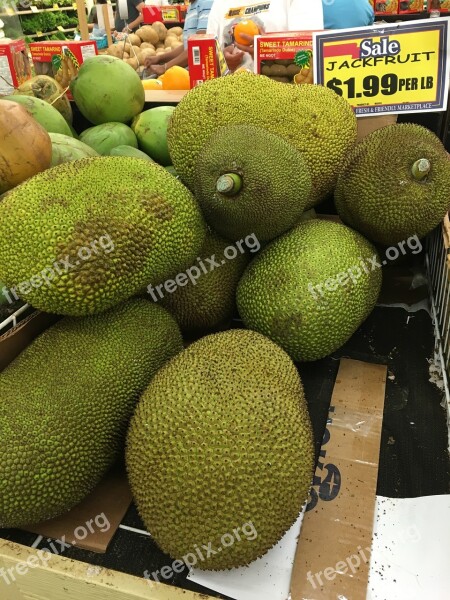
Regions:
[[107, 22, 183, 72]]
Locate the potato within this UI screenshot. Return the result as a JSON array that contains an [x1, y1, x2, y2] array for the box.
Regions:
[[152, 21, 167, 41], [156, 43, 165, 49], [171, 40, 183, 49], [140, 47, 157, 60], [169, 26, 183, 37], [164, 35, 178, 48], [116, 41, 132, 54], [140, 42, 155, 51], [126, 57, 139, 70], [127, 33, 141, 47], [129, 45, 141, 58], [136, 25, 159, 46], [122, 52, 130, 60]]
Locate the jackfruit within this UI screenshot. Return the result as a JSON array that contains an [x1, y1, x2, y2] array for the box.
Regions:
[[335, 123, 450, 245], [0, 299, 183, 528], [158, 230, 251, 334], [167, 74, 357, 207], [237, 220, 381, 362], [126, 329, 314, 570], [0, 157, 206, 316], [192, 124, 312, 241]]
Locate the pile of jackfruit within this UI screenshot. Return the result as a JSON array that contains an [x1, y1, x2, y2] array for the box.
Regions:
[[0, 67, 450, 574]]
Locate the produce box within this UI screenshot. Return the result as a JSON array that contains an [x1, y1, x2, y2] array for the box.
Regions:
[[371, 0, 399, 14], [428, 0, 450, 11], [398, 0, 424, 13], [187, 34, 228, 88], [254, 31, 322, 84], [0, 39, 32, 96], [28, 41, 98, 100]]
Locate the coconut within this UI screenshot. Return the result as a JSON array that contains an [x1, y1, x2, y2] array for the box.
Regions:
[[49, 132, 99, 166], [16, 75, 73, 125], [0, 100, 52, 193]]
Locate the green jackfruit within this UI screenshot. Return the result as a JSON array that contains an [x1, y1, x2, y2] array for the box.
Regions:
[[159, 230, 250, 334], [167, 74, 357, 207], [0, 157, 206, 316], [335, 123, 450, 245], [80, 122, 138, 155], [0, 299, 183, 528], [237, 220, 381, 362], [193, 124, 312, 241], [126, 329, 314, 570]]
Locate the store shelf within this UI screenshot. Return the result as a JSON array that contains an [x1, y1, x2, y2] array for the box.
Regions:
[[144, 89, 188, 103], [28, 26, 77, 37], [0, 6, 76, 17]]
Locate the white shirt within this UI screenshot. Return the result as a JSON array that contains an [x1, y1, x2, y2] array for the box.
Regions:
[[206, 0, 324, 53]]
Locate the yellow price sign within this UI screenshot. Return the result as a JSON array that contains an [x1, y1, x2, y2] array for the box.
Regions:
[[161, 8, 178, 21], [313, 19, 450, 116]]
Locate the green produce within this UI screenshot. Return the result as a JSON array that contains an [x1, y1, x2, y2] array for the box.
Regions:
[[132, 106, 174, 166], [167, 74, 357, 207], [16, 75, 73, 124], [193, 124, 312, 241], [0, 299, 183, 528], [160, 230, 250, 334], [165, 165, 178, 177], [335, 123, 450, 245], [126, 328, 314, 570], [1, 95, 73, 137], [80, 122, 138, 155], [237, 220, 381, 362], [0, 100, 52, 194], [0, 157, 206, 316], [49, 133, 99, 166], [70, 56, 145, 125], [110, 145, 154, 161]]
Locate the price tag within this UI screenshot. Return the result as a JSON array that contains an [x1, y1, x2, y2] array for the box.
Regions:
[[53, 3, 59, 8], [313, 18, 450, 116], [36, 31, 43, 36], [161, 8, 177, 21], [30, 5, 39, 12], [72, 2, 77, 8], [57, 25, 64, 31]]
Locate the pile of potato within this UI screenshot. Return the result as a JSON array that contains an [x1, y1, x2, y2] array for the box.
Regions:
[[107, 22, 184, 71]]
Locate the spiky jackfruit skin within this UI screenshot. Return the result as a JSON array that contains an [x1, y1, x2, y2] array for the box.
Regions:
[[237, 220, 381, 362], [193, 124, 312, 241], [160, 230, 250, 334], [0, 299, 183, 528], [126, 329, 314, 570], [167, 75, 357, 207], [335, 124, 450, 245], [0, 157, 206, 316]]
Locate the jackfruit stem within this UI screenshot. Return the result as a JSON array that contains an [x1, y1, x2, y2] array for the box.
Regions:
[[411, 158, 431, 181], [216, 173, 243, 196]]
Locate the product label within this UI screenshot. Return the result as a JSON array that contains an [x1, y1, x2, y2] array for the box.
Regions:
[[314, 18, 450, 116]]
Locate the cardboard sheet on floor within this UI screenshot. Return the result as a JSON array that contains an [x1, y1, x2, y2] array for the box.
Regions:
[[189, 358, 387, 600], [22, 469, 132, 554]]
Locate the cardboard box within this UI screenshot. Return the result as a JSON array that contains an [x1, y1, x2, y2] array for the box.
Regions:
[[428, 0, 450, 11], [28, 41, 98, 99], [371, 0, 399, 14], [255, 31, 322, 84], [356, 114, 398, 141], [398, 0, 424, 13], [187, 34, 228, 88], [0, 39, 32, 96]]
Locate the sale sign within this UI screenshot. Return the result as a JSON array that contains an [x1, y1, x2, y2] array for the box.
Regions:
[[313, 19, 450, 116]]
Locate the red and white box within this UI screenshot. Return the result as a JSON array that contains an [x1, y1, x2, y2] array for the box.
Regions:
[[187, 34, 229, 88], [0, 39, 32, 96]]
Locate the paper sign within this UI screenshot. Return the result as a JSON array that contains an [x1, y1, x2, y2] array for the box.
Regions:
[[290, 358, 387, 599], [57, 25, 65, 31], [161, 8, 178, 21], [314, 18, 450, 116], [30, 5, 39, 13]]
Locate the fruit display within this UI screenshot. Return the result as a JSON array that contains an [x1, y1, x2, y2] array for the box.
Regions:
[[106, 22, 183, 73], [0, 54, 449, 589]]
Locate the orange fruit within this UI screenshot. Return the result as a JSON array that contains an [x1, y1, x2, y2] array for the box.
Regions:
[[142, 79, 163, 90], [159, 66, 190, 90], [234, 19, 260, 45]]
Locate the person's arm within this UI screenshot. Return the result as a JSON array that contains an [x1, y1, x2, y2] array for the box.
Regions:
[[287, 0, 324, 31], [123, 0, 144, 32], [147, 45, 187, 73]]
